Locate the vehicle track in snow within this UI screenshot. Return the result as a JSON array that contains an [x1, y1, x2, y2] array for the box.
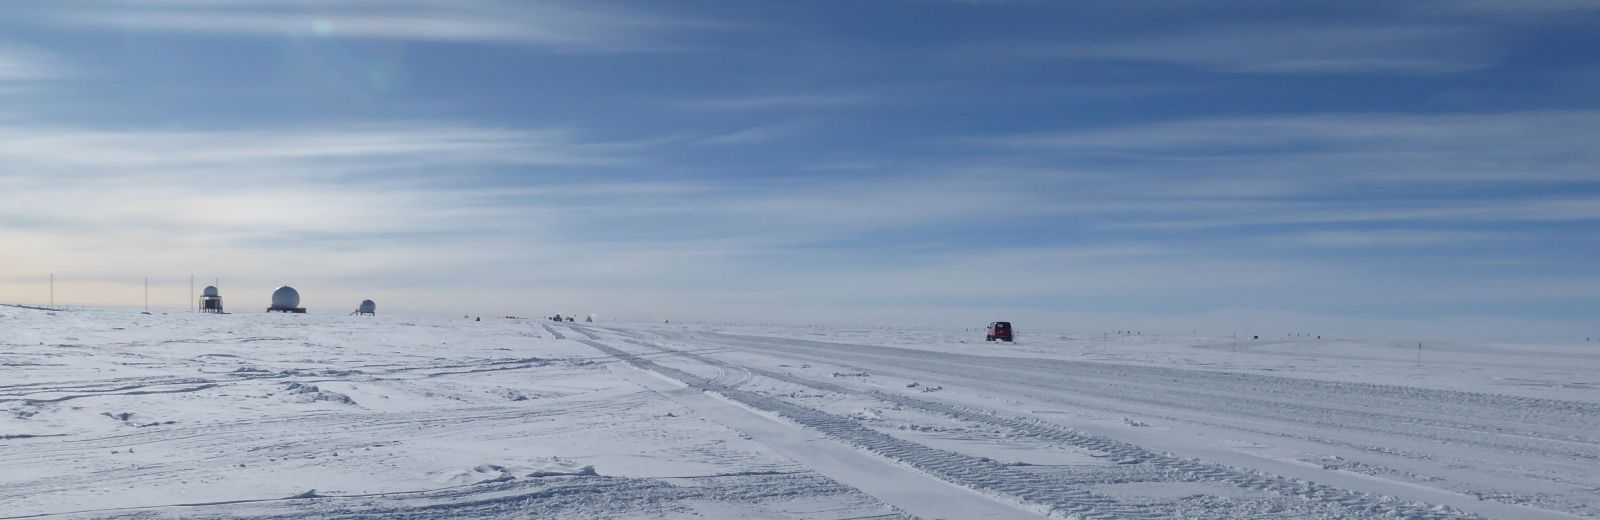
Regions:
[[706, 334, 1600, 441], [677, 333, 1600, 464], [542, 324, 565, 340], [627, 329, 1600, 519], [571, 328, 1481, 520]]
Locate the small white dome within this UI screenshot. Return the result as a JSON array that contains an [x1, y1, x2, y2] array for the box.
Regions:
[[359, 299, 375, 313], [271, 286, 301, 309], [202, 286, 219, 298]]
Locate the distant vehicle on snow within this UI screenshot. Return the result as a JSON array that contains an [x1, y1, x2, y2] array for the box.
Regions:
[[986, 321, 1013, 342]]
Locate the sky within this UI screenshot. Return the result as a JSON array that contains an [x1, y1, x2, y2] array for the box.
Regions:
[[2, 0, 1598, 341]]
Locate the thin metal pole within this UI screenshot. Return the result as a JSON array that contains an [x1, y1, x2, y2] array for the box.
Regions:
[[144, 277, 149, 312]]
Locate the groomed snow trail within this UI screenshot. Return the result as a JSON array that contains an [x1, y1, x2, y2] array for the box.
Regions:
[[570, 325, 1493, 519], [599, 342, 1042, 520], [660, 331, 1597, 519]]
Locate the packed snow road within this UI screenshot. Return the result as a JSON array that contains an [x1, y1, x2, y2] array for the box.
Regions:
[[575, 323, 1600, 520]]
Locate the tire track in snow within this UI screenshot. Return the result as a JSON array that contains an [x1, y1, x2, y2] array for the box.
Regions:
[[676, 332, 1600, 516], [598, 332, 1484, 518], [542, 324, 566, 340], [577, 338, 1134, 518], [717, 333, 1600, 433], [580, 334, 1481, 520]]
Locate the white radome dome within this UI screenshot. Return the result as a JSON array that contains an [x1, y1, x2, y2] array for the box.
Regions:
[[202, 286, 219, 298], [271, 286, 301, 309], [359, 299, 376, 313]]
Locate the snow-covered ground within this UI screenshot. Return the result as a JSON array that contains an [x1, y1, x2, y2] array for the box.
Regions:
[[3, 307, 1597, 519]]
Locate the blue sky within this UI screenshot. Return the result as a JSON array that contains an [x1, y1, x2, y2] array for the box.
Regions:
[[2, 0, 1598, 340]]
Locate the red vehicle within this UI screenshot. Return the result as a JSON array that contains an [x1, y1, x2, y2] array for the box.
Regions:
[[986, 321, 1013, 342]]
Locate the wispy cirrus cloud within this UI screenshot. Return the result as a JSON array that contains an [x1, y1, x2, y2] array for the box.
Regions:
[[973, 110, 1600, 184], [3, 116, 1593, 335], [1430, 0, 1600, 16], [1003, 23, 1501, 74], [0, 41, 67, 81], [1286, 229, 1507, 248], [0, 119, 1109, 317], [0, 119, 1050, 267], [697, 121, 815, 145], [0, 123, 628, 182], [1102, 198, 1600, 231], [0, 121, 637, 247], [954, 110, 1600, 238], [0, 118, 690, 311], [19, 0, 723, 52], [677, 93, 880, 111]]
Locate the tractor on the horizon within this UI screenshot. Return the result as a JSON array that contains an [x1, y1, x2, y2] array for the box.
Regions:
[[986, 321, 1014, 342]]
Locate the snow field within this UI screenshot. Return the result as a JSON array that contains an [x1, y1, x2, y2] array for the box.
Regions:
[[6, 306, 1598, 519], [0, 308, 904, 519]]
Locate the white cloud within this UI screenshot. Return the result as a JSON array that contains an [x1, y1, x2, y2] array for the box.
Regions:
[[985, 111, 1574, 151], [952, 110, 1600, 240], [678, 94, 880, 111], [1435, 0, 1600, 15], [974, 110, 1600, 185], [1099, 197, 1600, 231], [0, 120, 1035, 311], [0, 123, 625, 181], [1285, 229, 1505, 248], [2, 117, 1591, 339], [24, 0, 721, 52], [697, 121, 813, 145], [0, 42, 67, 81], [0, 121, 641, 259], [1014, 23, 1500, 74]]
